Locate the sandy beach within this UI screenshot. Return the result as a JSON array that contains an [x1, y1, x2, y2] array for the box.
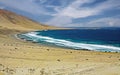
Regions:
[[0, 9, 120, 75], [0, 26, 120, 75]]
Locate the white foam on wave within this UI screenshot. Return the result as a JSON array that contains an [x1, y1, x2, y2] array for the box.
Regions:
[[23, 32, 120, 52]]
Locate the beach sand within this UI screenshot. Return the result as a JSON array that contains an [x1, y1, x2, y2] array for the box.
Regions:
[[0, 27, 120, 75], [0, 9, 120, 75]]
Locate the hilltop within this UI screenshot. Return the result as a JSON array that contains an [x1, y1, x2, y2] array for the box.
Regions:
[[0, 9, 56, 31]]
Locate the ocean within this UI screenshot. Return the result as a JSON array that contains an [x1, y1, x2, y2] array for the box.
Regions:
[[18, 28, 120, 52]]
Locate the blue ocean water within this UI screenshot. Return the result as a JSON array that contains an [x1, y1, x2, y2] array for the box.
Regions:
[[18, 28, 120, 52]]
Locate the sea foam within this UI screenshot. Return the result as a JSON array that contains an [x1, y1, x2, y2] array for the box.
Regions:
[[21, 32, 120, 52]]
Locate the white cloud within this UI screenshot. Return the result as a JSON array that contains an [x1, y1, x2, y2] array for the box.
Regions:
[[87, 17, 120, 27], [46, 16, 72, 27], [47, 0, 95, 26], [65, 17, 120, 27], [47, 0, 120, 27], [0, 0, 47, 15], [59, 0, 96, 18], [58, 0, 120, 18]]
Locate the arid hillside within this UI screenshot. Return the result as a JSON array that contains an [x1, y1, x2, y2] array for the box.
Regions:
[[0, 9, 56, 31]]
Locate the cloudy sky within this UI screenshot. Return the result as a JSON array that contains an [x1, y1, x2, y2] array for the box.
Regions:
[[0, 0, 120, 27]]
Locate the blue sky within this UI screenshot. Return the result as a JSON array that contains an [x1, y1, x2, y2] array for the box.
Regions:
[[0, 0, 120, 27]]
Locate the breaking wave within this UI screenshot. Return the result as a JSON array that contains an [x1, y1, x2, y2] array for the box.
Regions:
[[19, 32, 120, 52]]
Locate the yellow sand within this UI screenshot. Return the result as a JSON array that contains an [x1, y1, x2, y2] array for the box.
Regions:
[[0, 26, 120, 75], [0, 9, 120, 75]]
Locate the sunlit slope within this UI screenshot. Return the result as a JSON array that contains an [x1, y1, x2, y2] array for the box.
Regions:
[[0, 9, 56, 31]]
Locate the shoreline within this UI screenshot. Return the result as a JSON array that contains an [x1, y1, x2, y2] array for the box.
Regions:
[[15, 33, 91, 52], [0, 28, 120, 75], [16, 30, 120, 53]]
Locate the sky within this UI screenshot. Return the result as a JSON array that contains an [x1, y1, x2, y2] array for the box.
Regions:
[[0, 0, 120, 27]]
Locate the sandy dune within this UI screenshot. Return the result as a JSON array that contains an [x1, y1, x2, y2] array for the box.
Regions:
[[0, 9, 120, 75]]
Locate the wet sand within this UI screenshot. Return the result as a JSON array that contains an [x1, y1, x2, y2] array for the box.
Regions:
[[0, 27, 120, 75]]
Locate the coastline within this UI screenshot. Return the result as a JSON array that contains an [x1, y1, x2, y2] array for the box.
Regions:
[[0, 28, 120, 75], [17, 30, 120, 53], [0, 7, 120, 75]]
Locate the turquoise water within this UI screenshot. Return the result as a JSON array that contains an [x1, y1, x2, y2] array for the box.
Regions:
[[18, 28, 120, 52]]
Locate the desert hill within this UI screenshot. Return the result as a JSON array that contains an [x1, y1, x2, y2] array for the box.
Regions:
[[0, 9, 56, 31]]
